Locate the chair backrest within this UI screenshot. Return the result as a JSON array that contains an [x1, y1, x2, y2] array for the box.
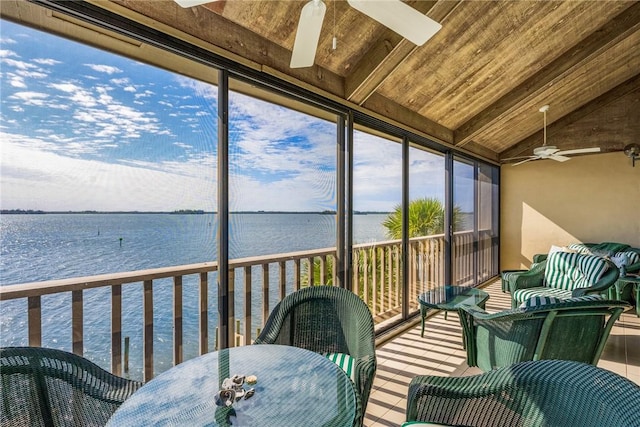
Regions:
[[543, 251, 609, 290], [565, 242, 640, 272], [1, 346, 142, 427], [255, 285, 375, 358], [464, 299, 629, 372], [254, 285, 376, 427], [405, 360, 640, 427]]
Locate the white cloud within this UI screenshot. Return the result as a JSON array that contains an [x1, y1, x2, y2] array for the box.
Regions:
[[33, 58, 61, 66], [8, 74, 26, 88], [9, 91, 49, 106], [84, 64, 122, 74], [50, 82, 98, 108], [0, 49, 18, 57], [110, 77, 130, 85]]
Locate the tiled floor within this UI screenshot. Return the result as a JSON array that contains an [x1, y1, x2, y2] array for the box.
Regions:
[[364, 279, 640, 427]]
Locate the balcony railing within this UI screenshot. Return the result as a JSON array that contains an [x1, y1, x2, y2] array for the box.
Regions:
[[0, 230, 495, 381]]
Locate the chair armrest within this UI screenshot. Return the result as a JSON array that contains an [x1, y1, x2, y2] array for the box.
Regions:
[[509, 260, 547, 293], [572, 261, 619, 297], [532, 253, 548, 263], [626, 261, 640, 274]]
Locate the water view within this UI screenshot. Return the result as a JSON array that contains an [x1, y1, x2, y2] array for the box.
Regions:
[[0, 212, 389, 379]]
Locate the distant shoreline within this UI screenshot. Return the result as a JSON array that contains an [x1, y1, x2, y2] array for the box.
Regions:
[[1, 209, 388, 215]]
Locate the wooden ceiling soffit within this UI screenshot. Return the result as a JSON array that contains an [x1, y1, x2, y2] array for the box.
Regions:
[[362, 93, 453, 144], [109, 0, 344, 97], [455, 2, 640, 148], [458, 141, 500, 163], [500, 73, 640, 160], [345, 0, 461, 105]]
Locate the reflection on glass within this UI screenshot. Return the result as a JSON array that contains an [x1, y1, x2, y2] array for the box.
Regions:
[[228, 82, 338, 341], [453, 157, 475, 286], [408, 146, 446, 311], [353, 128, 402, 327]]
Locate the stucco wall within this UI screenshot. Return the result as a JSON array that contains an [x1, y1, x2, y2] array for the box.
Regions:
[[500, 152, 640, 270]]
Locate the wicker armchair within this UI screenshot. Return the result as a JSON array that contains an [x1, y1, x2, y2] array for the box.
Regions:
[[254, 285, 376, 427], [458, 298, 629, 372], [510, 251, 619, 308], [404, 359, 640, 427], [1, 346, 142, 427]]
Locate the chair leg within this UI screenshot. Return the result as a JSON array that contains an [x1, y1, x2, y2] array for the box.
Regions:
[[420, 305, 428, 338]]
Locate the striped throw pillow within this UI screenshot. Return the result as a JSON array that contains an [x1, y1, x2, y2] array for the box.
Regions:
[[325, 353, 356, 382], [577, 254, 609, 285], [544, 251, 580, 290], [567, 243, 591, 254], [544, 252, 608, 291]]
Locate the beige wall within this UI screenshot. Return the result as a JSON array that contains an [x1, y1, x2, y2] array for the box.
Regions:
[[500, 152, 640, 270]]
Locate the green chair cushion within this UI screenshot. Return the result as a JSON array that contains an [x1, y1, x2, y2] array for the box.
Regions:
[[325, 352, 356, 382], [513, 287, 572, 304], [519, 295, 562, 309]]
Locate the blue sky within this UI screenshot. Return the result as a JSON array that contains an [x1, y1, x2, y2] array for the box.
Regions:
[[1, 19, 455, 212]]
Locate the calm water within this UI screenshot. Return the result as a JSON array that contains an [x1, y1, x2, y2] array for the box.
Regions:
[[0, 213, 387, 379]]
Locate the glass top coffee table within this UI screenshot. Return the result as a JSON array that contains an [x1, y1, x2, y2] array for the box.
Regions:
[[418, 286, 489, 337], [107, 344, 357, 426]]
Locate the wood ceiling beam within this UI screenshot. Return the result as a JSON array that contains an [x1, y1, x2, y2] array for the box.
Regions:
[[362, 93, 453, 144], [500, 73, 640, 161], [345, 0, 461, 105], [455, 2, 640, 148]]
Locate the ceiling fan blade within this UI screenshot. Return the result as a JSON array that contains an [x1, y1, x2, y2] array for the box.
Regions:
[[548, 155, 571, 162], [290, 0, 327, 68], [347, 0, 441, 46], [555, 147, 601, 156], [174, 0, 219, 8], [502, 155, 536, 161], [512, 158, 536, 167]]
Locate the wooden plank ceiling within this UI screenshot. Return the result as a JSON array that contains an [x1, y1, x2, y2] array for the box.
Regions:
[[107, 0, 640, 163]]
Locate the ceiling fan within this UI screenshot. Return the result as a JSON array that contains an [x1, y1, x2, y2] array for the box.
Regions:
[[505, 105, 601, 166], [173, 0, 442, 69]]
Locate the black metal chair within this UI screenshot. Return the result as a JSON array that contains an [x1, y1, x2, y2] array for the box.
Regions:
[[1, 346, 142, 427]]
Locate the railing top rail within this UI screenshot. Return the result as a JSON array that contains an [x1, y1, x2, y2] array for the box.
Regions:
[[0, 261, 219, 300], [0, 247, 339, 300], [0, 231, 478, 301]]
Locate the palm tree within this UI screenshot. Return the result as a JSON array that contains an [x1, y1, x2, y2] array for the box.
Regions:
[[382, 197, 462, 239]]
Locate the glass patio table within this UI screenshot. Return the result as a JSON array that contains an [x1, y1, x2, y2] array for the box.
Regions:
[[418, 286, 489, 337], [107, 344, 357, 427]]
